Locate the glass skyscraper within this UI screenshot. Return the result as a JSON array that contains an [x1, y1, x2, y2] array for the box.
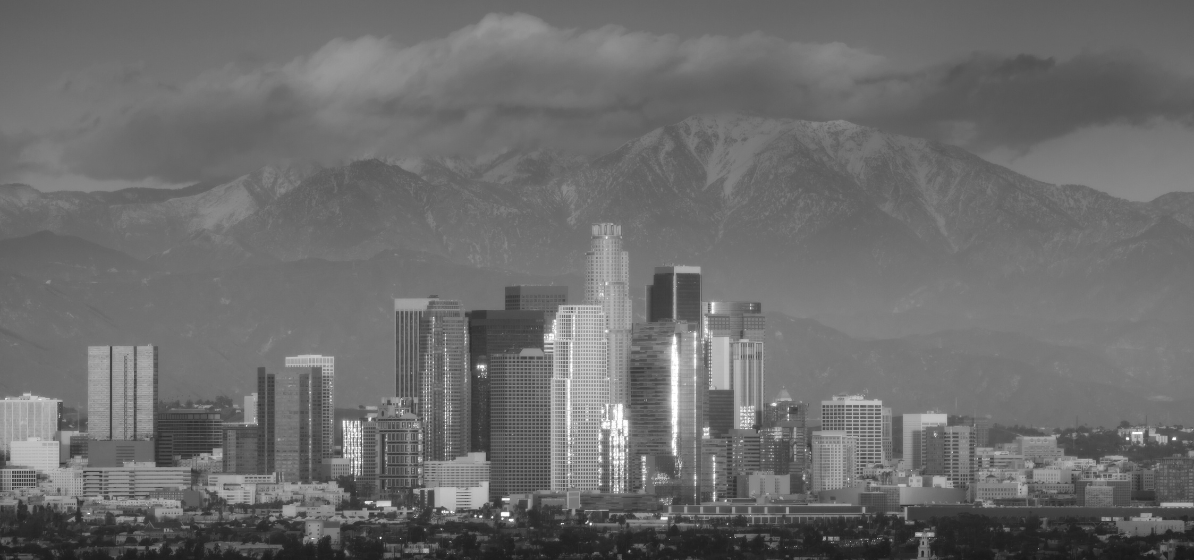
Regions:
[[466, 310, 553, 456], [550, 305, 608, 491], [702, 303, 765, 434], [87, 345, 158, 441], [155, 409, 222, 466], [504, 285, 568, 311], [647, 266, 702, 323], [257, 366, 326, 482], [285, 355, 335, 463], [394, 297, 469, 463], [489, 349, 552, 496]]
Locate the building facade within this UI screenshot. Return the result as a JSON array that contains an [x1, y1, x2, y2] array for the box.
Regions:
[[902, 413, 948, 469], [761, 391, 808, 491], [489, 349, 551, 497], [9, 437, 60, 472], [395, 297, 469, 463], [646, 266, 702, 323], [1156, 457, 1194, 503], [257, 366, 326, 482], [0, 393, 61, 460], [550, 305, 609, 491], [811, 431, 857, 493], [820, 395, 885, 474], [505, 285, 568, 312], [156, 409, 222, 466], [584, 223, 632, 407], [87, 345, 158, 441], [371, 398, 422, 503], [466, 310, 552, 456], [702, 302, 765, 435], [924, 425, 975, 488], [285, 355, 335, 463], [222, 423, 259, 475]]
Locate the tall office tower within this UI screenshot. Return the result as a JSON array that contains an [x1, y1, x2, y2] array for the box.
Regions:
[[584, 223, 632, 406], [1156, 457, 1194, 503], [702, 302, 765, 434], [761, 390, 808, 492], [395, 297, 469, 463], [550, 305, 609, 491], [820, 395, 885, 475], [371, 398, 422, 503], [505, 286, 568, 311], [881, 407, 892, 465], [155, 409, 222, 466], [257, 366, 326, 482], [700, 438, 730, 502], [285, 355, 334, 463], [87, 346, 158, 441], [810, 431, 857, 493], [902, 413, 948, 469], [222, 423, 260, 474], [243, 393, 258, 425], [489, 349, 551, 496], [342, 419, 365, 478], [924, 425, 975, 488], [891, 415, 903, 461], [467, 310, 553, 456], [727, 429, 762, 498], [953, 415, 993, 448], [627, 321, 706, 504], [1, 394, 61, 460], [647, 266, 702, 322]]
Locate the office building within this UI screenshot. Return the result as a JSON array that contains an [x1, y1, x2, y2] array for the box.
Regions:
[[467, 310, 553, 455], [585, 223, 632, 406], [489, 349, 551, 497], [1016, 436, 1063, 464], [628, 321, 706, 504], [903, 413, 948, 470], [505, 285, 568, 312], [285, 355, 335, 463], [1076, 474, 1131, 507], [1, 393, 62, 460], [727, 429, 762, 499], [156, 409, 222, 466], [243, 393, 257, 425], [1156, 456, 1194, 503], [703, 302, 765, 434], [222, 423, 259, 474], [820, 395, 885, 474], [342, 419, 366, 478], [258, 366, 327, 482], [550, 305, 609, 491], [761, 391, 807, 491], [395, 297, 469, 462], [0, 468, 38, 492], [924, 426, 975, 488], [425, 452, 490, 488], [700, 438, 730, 502], [86, 440, 154, 467], [81, 464, 190, 498], [647, 266, 702, 323], [371, 398, 422, 503], [87, 345, 158, 441], [811, 431, 857, 493], [882, 407, 892, 465], [9, 437, 60, 472]]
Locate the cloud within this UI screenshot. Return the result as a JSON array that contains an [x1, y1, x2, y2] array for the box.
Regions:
[[0, 129, 37, 182], [57, 13, 1194, 183]]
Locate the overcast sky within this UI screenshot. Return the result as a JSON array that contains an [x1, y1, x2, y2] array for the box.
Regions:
[[2, 1, 1193, 200]]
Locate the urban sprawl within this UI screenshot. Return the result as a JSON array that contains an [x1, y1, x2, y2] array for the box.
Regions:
[[4, 223, 1194, 559]]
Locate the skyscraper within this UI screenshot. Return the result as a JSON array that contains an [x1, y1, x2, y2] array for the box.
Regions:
[[243, 393, 258, 425], [505, 285, 568, 311], [761, 390, 808, 492], [646, 266, 702, 323], [489, 349, 552, 497], [285, 355, 335, 462], [903, 412, 948, 469], [395, 297, 469, 462], [702, 302, 765, 434], [550, 305, 608, 491], [221, 423, 260, 474], [628, 321, 706, 504], [924, 425, 975, 488], [371, 397, 422, 503], [257, 366, 326, 482], [342, 418, 366, 478], [820, 395, 885, 475], [87, 346, 158, 441], [1, 394, 61, 460], [155, 409, 222, 466], [584, 224, 631, 406], [810, 431, 857, 493], [467, 310, 553, 455]]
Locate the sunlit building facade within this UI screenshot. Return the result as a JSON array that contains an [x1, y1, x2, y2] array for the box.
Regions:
[[87, 346, 158, 441], [820, 395, 885, 475], [550, 305, 609, 491], [702, 303, 765, 434], [811, 431, 857, 493], [0, 393, 61, 460], [394, 297, 469, 463], [285, 355, 335, 463]]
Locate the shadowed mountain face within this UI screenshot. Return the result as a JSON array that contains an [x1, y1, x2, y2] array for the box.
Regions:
[[2, 114, 1192, 423]]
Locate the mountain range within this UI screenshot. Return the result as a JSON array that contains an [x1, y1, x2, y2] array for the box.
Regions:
[[1, 113, 1192, 426]]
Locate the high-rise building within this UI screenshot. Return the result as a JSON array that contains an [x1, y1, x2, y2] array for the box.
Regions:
[[761, 390, 808, 492], [155, 409, 222, 466], [550, 305, 609, 491], [1156, 457, 1194, 503], [87, 346, 158, 441], [584, 223, 632, 406], [342, 419, 366, 478], [647, 266, 702, 323], [628, 321, 706, 504], [702, 302, 765, 433], [9, 437, 60, 472], [505, 286, 568, 312], [257, 366, 326, 482], [903, 413, 947, 469], [882, 407, 892, 465], [700, 438, 730, 502], [285, 355, 335, 462], [467, 310, 553, 456], [924, 425, 975, 488], [820, 395, 885, 475], [810, 431, 857, 493], [243, 393, 258, 425], [489, 349, 551, 497], [727, 429, 762, 498], [222, 423, 259, 474], [371, 398, 422, 503], [1, 393, 61, 460], [395, 297, 469, 463]]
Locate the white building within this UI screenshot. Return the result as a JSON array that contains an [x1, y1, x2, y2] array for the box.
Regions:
[[41, 466, 84, 497], [811, 431, 856, 493], [902, 412, 947, 469], [9, 437, 61, 472], [821, 395, 885, 474], [425, 452, 489, 488], [243, 393, 257, 425], [285, 355, 334, 462], [550, 305, 609, 491], [0, 394, 61, 459], [82, 464, 189, 498], [418, 481, 490, 512]]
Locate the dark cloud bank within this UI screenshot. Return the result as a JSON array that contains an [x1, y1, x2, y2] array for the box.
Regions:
[[38, 13, 1194, 183]]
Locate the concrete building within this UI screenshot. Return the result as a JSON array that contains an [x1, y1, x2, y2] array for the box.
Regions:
[[424, 452, 489, 488], [87, 346, 158, 441], [550, 305, 609, 492], [284, 355, 335, 464], [489, 349, 551, 497], [760, 391, 808, 491], [736, 471, 790, 498], [303, 519, 341, 547], [0, 468, 37, 491], [41, 466, 84, 497], [222, 423, 259, 475], [9, 437, 60, 472], [924, 425, 975, 488], [811, 431, 856, 493], [257, 366, 327, 482], [504, 285, 568, 312], [1016, 436, 1063, 464], [628, 321, 706, 504], [395, 297, 469, 463], [243, 393, 257, 425], [371, 398, 422, 502], [82, 464, 189, 498], [1076, 474, 1131, 507], [1156, 456, 1194, 503], [156, 409, 222, 466], [902, 413, 947, 470], [0, 393, 61, 460], [821, 395, 885, 473], [702, 302, 765, 436], [86, 440, 154, 467], [467, 310, 553, 457]]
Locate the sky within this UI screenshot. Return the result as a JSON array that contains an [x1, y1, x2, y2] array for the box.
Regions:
[[2, 1, 1193, 200]]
